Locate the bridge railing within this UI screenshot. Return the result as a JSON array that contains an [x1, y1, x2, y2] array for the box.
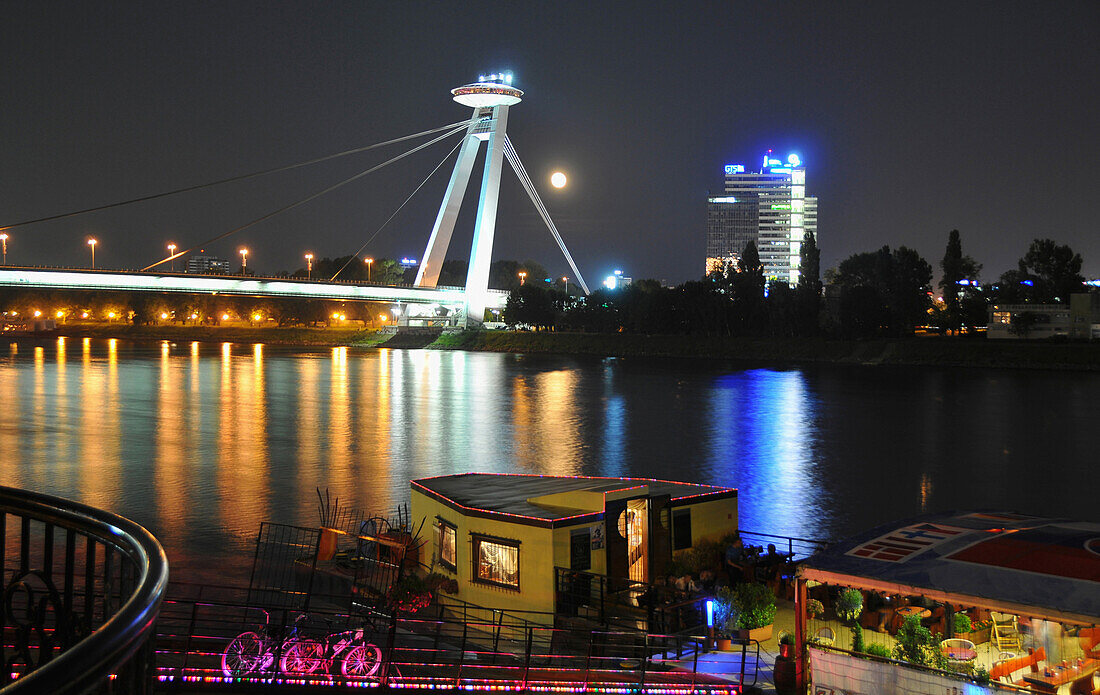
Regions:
[[0, 487, 169, 695]]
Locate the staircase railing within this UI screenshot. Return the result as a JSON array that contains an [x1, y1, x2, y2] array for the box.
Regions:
[[0, 487, 168, 695]]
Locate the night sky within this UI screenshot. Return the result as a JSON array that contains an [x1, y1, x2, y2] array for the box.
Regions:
[[2, 1, 1097, 286]]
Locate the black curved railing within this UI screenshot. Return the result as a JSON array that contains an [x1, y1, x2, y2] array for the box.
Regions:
[[0, 487, 168, 694]]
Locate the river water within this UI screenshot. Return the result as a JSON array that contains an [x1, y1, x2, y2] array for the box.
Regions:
[[1, 337, 1097, 583]]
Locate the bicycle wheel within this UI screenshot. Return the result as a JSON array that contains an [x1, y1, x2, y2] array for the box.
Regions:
[[222, 631, 265, 677], [340, 643, 383, 678], [280, 638, 325, 675]]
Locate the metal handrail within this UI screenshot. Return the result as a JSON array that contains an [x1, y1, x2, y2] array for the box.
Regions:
[[0, 486, 169, 695]]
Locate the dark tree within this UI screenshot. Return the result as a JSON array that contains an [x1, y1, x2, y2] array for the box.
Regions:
[[504, 284, 557, 329], [437, 260, 469, 287], [732, 240, 766, 331], [796, 231, 822, 335], [832, 245, 932, 336], [938, 230, 982, 333], [1018, 238, 1085, 302]]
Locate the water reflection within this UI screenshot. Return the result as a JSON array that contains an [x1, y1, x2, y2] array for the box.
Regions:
[[707, 369, 821, 539], [0, 339, 1096, 582]]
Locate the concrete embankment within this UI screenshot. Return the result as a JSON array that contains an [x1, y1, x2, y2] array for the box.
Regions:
[[429, 331, 1100, 371]]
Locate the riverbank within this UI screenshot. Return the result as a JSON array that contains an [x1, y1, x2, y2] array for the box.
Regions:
[[41, 323, 1100, 370], [54, 323, 392, 347], [432, 330, 1100, 370]]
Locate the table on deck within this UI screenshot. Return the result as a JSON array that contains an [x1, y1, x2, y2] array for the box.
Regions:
[[942, 646, 977, 662], [1021, 658, 1098, 693], [895, 606, 931, 620]]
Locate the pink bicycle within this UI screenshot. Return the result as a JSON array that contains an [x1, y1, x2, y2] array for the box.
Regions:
[[280, 626, 383, 679]]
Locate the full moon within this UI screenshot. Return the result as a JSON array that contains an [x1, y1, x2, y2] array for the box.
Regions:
[[550, 171, 567, 188]]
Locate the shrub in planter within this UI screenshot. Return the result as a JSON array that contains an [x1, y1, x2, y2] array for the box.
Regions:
[[387, 573, 433, 614], [835, 589, 863, 623], [864, 643, 892, 658], [893, 615, 948, 669], [733, 583, 777, 639], [953, 614, 972, 636]]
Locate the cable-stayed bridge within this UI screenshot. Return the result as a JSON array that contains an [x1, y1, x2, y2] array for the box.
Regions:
[[0, 72, 586, 327]]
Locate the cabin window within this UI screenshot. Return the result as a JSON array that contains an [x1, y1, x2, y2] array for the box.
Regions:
[[473, 535, 520, 589], [437, 519, 456, 572], [673, 508, 692, 550]]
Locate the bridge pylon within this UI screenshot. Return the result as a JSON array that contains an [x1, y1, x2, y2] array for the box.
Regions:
[[414, 74, 524, 327]]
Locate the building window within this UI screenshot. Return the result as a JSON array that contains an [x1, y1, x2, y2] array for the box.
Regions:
[[673, 508, 693, 550], [437, 519, 456, 572], [473, 535, 520, 589]]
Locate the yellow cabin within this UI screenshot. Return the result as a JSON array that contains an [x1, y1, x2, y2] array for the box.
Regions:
[[410, 473, 738, 617]]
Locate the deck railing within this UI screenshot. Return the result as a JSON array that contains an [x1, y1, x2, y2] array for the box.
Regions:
[[0, 487, 169, 694]]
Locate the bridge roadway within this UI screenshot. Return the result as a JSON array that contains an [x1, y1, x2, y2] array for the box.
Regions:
[[0, 266, 508, 311]]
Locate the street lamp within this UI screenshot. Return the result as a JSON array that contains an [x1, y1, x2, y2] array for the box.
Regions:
[[305, 253, 313, 280], [562, 276, 569, 294], [239, 248, 248, 274], [87, 238, 97, 269], [0, 233, 8, 265], [364, 257, 373, 282], [518, 271, 527, 286], [167, 243, 177, 272]]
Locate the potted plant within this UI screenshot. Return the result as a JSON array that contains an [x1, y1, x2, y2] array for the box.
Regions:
[[731, 583, 777, 642], [953, 614, 972, 639], [712, 586, 740, 650], [773, 631, 799, 695], [807, 598, 825, 620], [967, 619, 992, 645], [836, 588, 863, 651]]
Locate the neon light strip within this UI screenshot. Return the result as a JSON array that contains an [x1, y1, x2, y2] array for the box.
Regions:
[[0, 268, 508, 308]]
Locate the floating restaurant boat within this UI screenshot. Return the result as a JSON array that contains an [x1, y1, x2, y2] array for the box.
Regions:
[[795, 511, 1100, 694], [410, 473, 739, 619]]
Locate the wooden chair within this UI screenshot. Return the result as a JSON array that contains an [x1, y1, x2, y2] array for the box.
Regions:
[[1080, 626, 1100, 658], [991, 611, 1022, 652], [989, 647, 1045, 687], [1069, 673, 1096, 695]]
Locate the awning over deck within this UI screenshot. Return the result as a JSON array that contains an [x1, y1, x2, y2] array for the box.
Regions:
[[800, 511, 1100, 624]]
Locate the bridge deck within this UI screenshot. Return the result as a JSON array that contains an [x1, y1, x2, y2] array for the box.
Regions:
[[0, 266, 507, 308]]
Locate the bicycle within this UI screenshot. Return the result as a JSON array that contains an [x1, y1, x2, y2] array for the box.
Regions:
[[280, 624, 383, 679], [222, 610, 310, 678]]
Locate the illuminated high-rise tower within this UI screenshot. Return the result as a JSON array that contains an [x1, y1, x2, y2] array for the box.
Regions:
[[705, 151, 818, 285]]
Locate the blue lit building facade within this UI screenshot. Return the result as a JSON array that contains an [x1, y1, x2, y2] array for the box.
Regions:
[[706, 153, 818, 285]]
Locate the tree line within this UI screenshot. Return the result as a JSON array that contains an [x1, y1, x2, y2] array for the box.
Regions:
[[503, 233, 1092, 338]]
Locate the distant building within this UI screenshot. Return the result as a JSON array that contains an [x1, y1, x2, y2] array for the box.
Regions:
[[706, 152, 818, 284], [1070, 293, 1100, 340], [988, 304, 1071, 339], [186, 255, 230, 274]]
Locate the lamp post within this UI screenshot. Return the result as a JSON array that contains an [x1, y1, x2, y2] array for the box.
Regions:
[[518, 271, 527, 286], [305, 253, 313, 280], [0, 233, 7, 265], [167, 243, 176, 271], [562, 276, 569, 294], [239, 248, 248, 274], [364, 257, 373, 282], [87, 238, 97, 269]]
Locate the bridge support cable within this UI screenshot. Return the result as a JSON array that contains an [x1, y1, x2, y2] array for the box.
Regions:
[[502, 136, 590, 295], [142, 121, 475, 272], [331, 136, 467, 281], [0, 119, 478, 234]]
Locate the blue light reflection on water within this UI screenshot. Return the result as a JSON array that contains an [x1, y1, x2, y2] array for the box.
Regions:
[[706, 369, 824, 541]]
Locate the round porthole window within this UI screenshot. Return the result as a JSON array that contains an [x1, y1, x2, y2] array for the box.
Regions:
[[617, 510, 629, 538]]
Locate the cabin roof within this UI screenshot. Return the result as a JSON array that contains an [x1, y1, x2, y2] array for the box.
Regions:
[[411, 473, 735, 524], [801, 511, 1100, 624]]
